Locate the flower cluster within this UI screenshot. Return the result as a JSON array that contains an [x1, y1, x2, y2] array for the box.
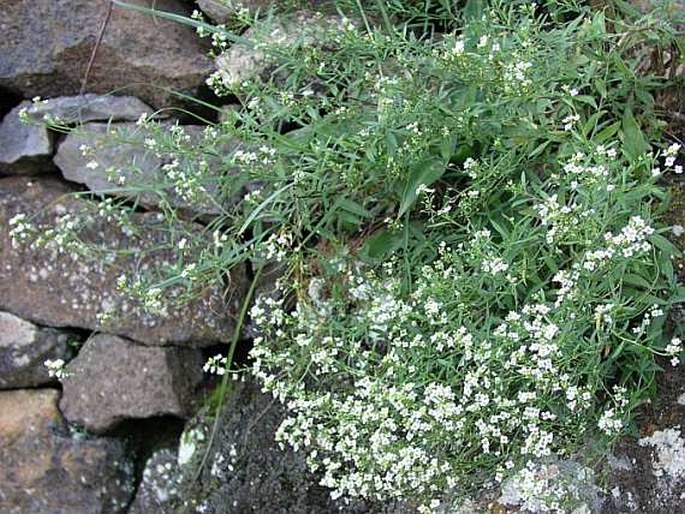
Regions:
[[44, 358, 70, 380], [8, 213, 35, 248], [249, 225, 655, 505], [203, 354, 228, 375]]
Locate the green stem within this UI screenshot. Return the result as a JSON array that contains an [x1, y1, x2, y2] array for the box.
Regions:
[[193, 264, 264, 482]]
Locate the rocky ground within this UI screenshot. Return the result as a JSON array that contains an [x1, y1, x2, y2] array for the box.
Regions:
[[0, 1, 683, 513]]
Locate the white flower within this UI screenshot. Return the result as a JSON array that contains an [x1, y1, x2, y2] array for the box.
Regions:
[[204, 354, 228, 375], [598, 408, 623, 435], [666, 143, 681, 156], [562, 114, 579, 131], [482, 257, 509, 275], [463, 157, 477, 169], [665, 337, 682, 364], [44, 358, 69, 380]]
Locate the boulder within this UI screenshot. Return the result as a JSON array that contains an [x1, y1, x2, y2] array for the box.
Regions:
[[0, 0, 213, 109], [60, 334, 204, 433], [0, 95, 153, 175], [601, 361, 685, 513], [53, 122, 235, 217], [0, 311, 72, 389], [23, 94, 153, 126], [54, 122, 162, 199], [0, 101, 54, 175], [0, 389, 134, 514], [166, 379, 383, 513], [128, 448, 182, 514], [212, 10, 351, 90], [0, 176, 248, 346], [197, 0, 272, 24]]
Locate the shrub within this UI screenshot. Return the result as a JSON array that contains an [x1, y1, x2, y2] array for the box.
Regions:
[[16, 0, 685, 510]]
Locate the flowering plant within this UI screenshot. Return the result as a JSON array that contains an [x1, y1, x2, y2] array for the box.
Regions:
[[13, 0, 684, 510]]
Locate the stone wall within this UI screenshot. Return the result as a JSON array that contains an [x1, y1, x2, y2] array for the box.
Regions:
[[0, 1, 349, 512]]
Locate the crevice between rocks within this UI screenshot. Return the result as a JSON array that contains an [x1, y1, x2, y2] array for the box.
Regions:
[[105, 415, 186, 512]]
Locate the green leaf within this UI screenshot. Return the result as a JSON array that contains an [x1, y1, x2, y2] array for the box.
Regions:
[[397, 157, 447, 216], [660, 256, 675, 284], [360, 230, 405, 260], [651, 234, 681, 258], [385, 131, 398, 157], [336, 210, 363, 228], [462, 0, 484, 21], [439, 136, 459, 162], [594, 79, 607, 98], [623, 273, 652, 289], [669, 286, 685, 304], [590, 11, 606, 37], [490, 219, 510, 240], [335, 197, 371, 219], [575, 95, 598, 109], [594, 121, 620, 143], [582, 110, 605, 137], [621, 108, 649, 160], [529, 140, 551, 158]]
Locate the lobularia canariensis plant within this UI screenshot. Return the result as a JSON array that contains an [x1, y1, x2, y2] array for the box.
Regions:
[[12, 0, 684, 510]]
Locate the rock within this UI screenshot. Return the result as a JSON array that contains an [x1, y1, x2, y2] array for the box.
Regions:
[[498, 460, 601, 513], [0, 388, 134, 513], [0, 176, 248, 346], [167, 379, 382, 513], [197, 0, 272, 24], [23, 94, 153, 125], [0, 95, 153, 176], [0, 311, 73, 389], [601, 361, 685, 514], [0, 101, 54, 175], [0, 0, 213, 109], [54, 122, 235, 217], [54, 122, 161, 199], [128, 448, 182, 514], [60, 334, 204, 433], [212, 10, 352, 90]]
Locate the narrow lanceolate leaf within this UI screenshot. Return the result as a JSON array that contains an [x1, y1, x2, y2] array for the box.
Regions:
[[398, 157, 447, 217], [621, 108, 649, 160]]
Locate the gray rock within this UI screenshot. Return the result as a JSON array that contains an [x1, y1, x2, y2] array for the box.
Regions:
[[167, 379, 385, 513], [499, 460, 602, 513], [0, 176, 248, 346], [0, 95, 152, 176], [23, 94, 153, 125], [197, 0, 272, 24], [213, 10, 352, 90], [0, 0, 213, 109], [601, 360, 685, 513], [0, 388, 134, 514], [60, 334, 204, 433], [0, 101, 54, 175], [128, 448, 182, 514], [54, 122, 162, 198], [0, 311, 72, 389], [54, 122, 235, 217]]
